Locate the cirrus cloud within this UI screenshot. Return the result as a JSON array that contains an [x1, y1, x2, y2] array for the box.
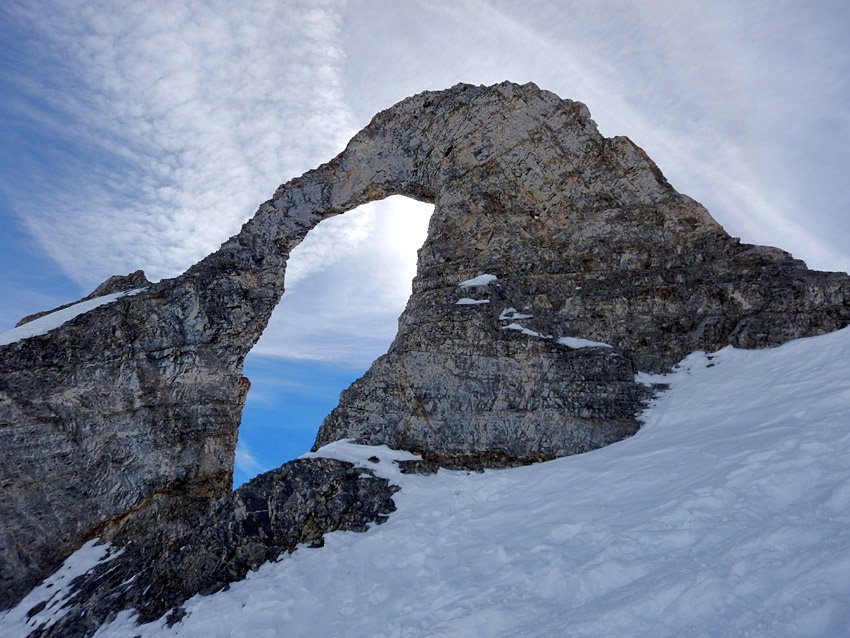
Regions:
[[3, 0, 356, 288]]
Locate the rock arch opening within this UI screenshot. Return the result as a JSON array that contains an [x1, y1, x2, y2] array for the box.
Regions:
[[235, 195, 433, 485]]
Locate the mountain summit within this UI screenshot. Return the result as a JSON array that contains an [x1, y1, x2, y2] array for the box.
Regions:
[[1, 82, 848, 634]]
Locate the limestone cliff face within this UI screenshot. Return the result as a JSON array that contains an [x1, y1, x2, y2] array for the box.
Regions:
[[1, 81, 848, 612]]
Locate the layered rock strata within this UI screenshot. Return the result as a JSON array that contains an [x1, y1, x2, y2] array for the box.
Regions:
[[1, 81, 848, 612]]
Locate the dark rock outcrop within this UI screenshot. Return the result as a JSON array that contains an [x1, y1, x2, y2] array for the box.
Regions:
[[1, 81, 848, 617], [19, 458, 398, 638], [14, 270, 151, 327]]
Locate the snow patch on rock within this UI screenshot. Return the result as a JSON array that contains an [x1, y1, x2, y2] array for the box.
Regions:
[[301, 440, 421, 483], [502, 322, 612, 349], [502, 322, 548, 338], [458, 274, 497, 288], [0, 540, 117, 633], [557, 335, 612, 349], [498, 307, 534, 320]]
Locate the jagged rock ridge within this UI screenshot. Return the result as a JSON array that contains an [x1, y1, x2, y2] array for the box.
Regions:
[[1, 81, 848, 624]]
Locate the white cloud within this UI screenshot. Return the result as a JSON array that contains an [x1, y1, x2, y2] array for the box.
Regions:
[[234, 438, 264, 478], [4, 0, 356, 287], [282, 204, 376, 288]]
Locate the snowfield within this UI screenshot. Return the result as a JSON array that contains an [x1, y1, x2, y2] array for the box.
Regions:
[[4, 327, 850, 637]]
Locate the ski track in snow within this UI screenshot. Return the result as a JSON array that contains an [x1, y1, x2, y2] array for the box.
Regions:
[[3, 327, 850, 637]]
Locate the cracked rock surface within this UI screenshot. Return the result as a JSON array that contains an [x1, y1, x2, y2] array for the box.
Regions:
[[1, 81, 848, 612]]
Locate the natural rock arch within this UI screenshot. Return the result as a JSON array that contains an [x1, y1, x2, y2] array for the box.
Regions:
[[1, 81, 848, 608]]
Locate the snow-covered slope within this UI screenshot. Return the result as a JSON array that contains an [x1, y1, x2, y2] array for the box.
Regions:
[[5, 327, 850, 637]]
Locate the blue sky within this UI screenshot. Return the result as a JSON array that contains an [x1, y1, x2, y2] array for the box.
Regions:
[[1, 0, 848, 485]]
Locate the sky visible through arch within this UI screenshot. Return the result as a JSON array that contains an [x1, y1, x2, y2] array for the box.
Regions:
[[0, 1, 848, 485], [236, 196, 432, 485]]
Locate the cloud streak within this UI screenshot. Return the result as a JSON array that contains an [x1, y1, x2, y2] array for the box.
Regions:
[[3, 0, 355, 288]]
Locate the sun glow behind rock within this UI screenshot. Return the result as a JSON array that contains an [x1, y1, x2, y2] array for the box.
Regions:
[[250, 195, 433, 365], [235, 196, 433, 482]]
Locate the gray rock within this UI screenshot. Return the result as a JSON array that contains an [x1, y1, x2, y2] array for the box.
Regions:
[[1, 81, 848, 614]]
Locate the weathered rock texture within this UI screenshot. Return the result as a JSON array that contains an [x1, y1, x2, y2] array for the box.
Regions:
[[1, 81, 849, 613]]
